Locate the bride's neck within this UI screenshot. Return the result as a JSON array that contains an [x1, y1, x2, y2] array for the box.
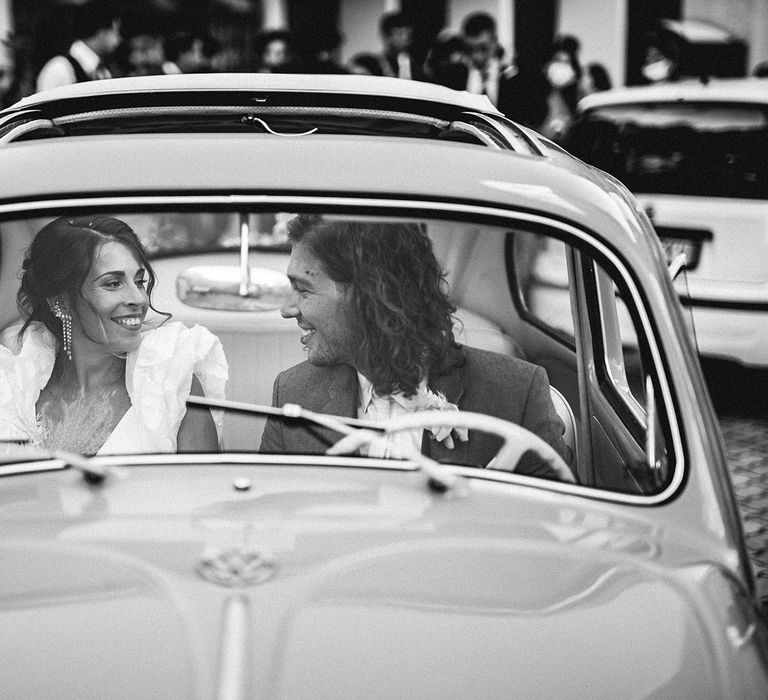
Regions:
[[56, 347, 125, 393]]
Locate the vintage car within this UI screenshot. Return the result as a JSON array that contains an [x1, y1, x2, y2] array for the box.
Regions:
[[566, 77, 768, 369], [0, 75, 766, 698]]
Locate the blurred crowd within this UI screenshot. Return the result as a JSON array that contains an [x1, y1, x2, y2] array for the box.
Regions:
[[7, 0, 739, 144]]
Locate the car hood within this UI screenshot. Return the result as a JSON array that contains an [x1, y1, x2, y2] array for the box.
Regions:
[[0, 462, 763, 699]]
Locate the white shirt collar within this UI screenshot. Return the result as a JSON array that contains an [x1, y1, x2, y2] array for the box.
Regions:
[[357, 372, 428, 413], [69, 40, 101, 75]]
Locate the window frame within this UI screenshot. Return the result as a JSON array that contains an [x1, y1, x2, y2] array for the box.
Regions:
[[0, 192, 686, 505]]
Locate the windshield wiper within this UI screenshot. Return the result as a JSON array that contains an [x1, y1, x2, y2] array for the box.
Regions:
[[186, 396, 461, 493]]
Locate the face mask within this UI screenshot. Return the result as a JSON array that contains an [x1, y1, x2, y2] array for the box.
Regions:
[[546, 60, 576, 88], [642, 58, 672, 83]]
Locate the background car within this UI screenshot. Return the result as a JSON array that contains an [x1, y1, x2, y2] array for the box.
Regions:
[[1, 75, 766, 698], [566, 77, 768, 369]]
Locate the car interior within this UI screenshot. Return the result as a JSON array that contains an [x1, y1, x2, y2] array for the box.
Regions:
[[0, 208, 675, 497]]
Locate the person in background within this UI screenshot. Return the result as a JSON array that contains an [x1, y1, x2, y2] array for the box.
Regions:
[[582, 61, 612, 94], [348, 11, 422, 80], [122, 32, 165, 76], [423, 31, 468, 91], [163, 31, 209, 74], [294, 26, 348, 74], [254, 29, 296, 73], [460, 12, 516, 110], [203, 34, 228, 72], [0, 215, 228, 455], [537, 34, 584, 142], [0, 35, 18, 107], [260, 215, 573, 481], [35, 0, 122, 92], [640, 33, 680, 84]]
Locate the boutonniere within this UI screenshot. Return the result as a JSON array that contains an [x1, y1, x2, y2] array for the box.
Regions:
[[406, 387, 469, 450]]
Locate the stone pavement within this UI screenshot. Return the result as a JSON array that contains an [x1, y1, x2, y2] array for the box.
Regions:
[[704, 359, 768, 610], [721, 415, 768, 609]]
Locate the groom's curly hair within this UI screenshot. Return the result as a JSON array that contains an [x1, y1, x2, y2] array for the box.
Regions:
[[287, 214, 459, 397]]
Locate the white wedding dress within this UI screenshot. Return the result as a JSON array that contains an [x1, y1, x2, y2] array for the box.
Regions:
[[0, 321, 228, 454]]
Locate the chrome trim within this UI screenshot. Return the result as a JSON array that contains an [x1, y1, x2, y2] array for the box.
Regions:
[[49, 105, 449, 129], [0, 459, 68, 476], [238, 212, 250, 296], [0, 109, 40, 128], [0, 118, 57, 144], [446, 121, 502, 149], [217, 594, 252, 700], [464, 112, 538, 154], [668, 252, 688, 281], [0, 193, 685, 505]]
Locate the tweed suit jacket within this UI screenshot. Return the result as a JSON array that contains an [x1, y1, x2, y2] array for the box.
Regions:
[[259, 345, 572, 480]]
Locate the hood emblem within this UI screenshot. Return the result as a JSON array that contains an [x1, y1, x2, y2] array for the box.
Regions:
[[197, 546, 277, 587]]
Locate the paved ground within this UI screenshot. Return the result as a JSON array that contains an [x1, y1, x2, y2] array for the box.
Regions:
[[703, 359, 768, 609]]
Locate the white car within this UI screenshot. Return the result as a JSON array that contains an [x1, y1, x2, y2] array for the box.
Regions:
[[0, 75, 766, 698], [568, 78, 768, 368]]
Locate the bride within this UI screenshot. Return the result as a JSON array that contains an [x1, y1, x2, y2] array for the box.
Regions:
[[0, 215, 228, 455]]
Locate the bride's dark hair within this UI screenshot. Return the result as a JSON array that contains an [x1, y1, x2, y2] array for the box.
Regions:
[[17, 215, 167, 352]]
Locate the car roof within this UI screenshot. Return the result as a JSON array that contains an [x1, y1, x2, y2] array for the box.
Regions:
[[0, 132, 649, 257], [0, 73, 540, 153], [579, 77, 768, 111]]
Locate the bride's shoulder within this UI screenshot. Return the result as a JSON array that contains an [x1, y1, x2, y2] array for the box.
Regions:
[[137, 321, 221, 357], [134, 323, 227, 383], [0, 321, 56, 361], [0, 322, 56, 409]]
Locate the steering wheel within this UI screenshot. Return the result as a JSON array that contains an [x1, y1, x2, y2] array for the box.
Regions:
[[328, 410, 575, 484]]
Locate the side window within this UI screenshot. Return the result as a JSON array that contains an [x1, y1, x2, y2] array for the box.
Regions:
[[509, 231, 575, 344], [594, 267, 646, 411], [589, 259, 672, 493]]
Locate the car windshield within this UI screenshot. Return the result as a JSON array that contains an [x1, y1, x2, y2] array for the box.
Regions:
[[566, 101, 768, 199], [0, 206, 679, 500]]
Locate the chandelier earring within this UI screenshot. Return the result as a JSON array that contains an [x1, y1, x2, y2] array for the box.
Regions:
[[52, 301, 73, 360]]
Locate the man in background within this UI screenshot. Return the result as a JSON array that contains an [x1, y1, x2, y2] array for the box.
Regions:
[[349, 11, 422, 80], [36, 0, 122, 92]]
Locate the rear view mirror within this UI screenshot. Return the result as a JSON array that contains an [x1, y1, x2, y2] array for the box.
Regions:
[[176, 265, 291, 311]]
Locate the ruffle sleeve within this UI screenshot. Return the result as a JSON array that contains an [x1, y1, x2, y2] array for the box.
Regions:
[[126, 322, 228, 451], [0, 323, 57, 444]]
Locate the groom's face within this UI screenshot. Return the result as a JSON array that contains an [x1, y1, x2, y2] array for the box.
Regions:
[[282, 242, 360, 367]]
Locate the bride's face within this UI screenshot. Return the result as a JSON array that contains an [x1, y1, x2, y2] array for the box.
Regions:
[[71, 240, 150, 355]]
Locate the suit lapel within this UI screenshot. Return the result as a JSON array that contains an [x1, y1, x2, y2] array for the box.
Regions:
[[317, 364, 358, 418], [297, 365, 358, 452]]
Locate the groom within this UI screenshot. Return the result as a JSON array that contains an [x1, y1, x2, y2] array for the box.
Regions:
[[259, 215, 572, 480]]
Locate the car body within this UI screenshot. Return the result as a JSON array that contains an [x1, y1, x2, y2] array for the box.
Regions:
[[567, 77, 768, 368], [0, 75, 766, 699]]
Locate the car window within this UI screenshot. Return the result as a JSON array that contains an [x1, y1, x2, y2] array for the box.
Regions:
[[580, 254, 672, 493], [0, 207, 677, 499], [118, 212, 292, 257], [508, 231, 575, 345], [567, 102, 768, 199]]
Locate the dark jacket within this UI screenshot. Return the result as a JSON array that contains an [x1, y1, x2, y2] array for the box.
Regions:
[[260, 345, 572, 480]]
